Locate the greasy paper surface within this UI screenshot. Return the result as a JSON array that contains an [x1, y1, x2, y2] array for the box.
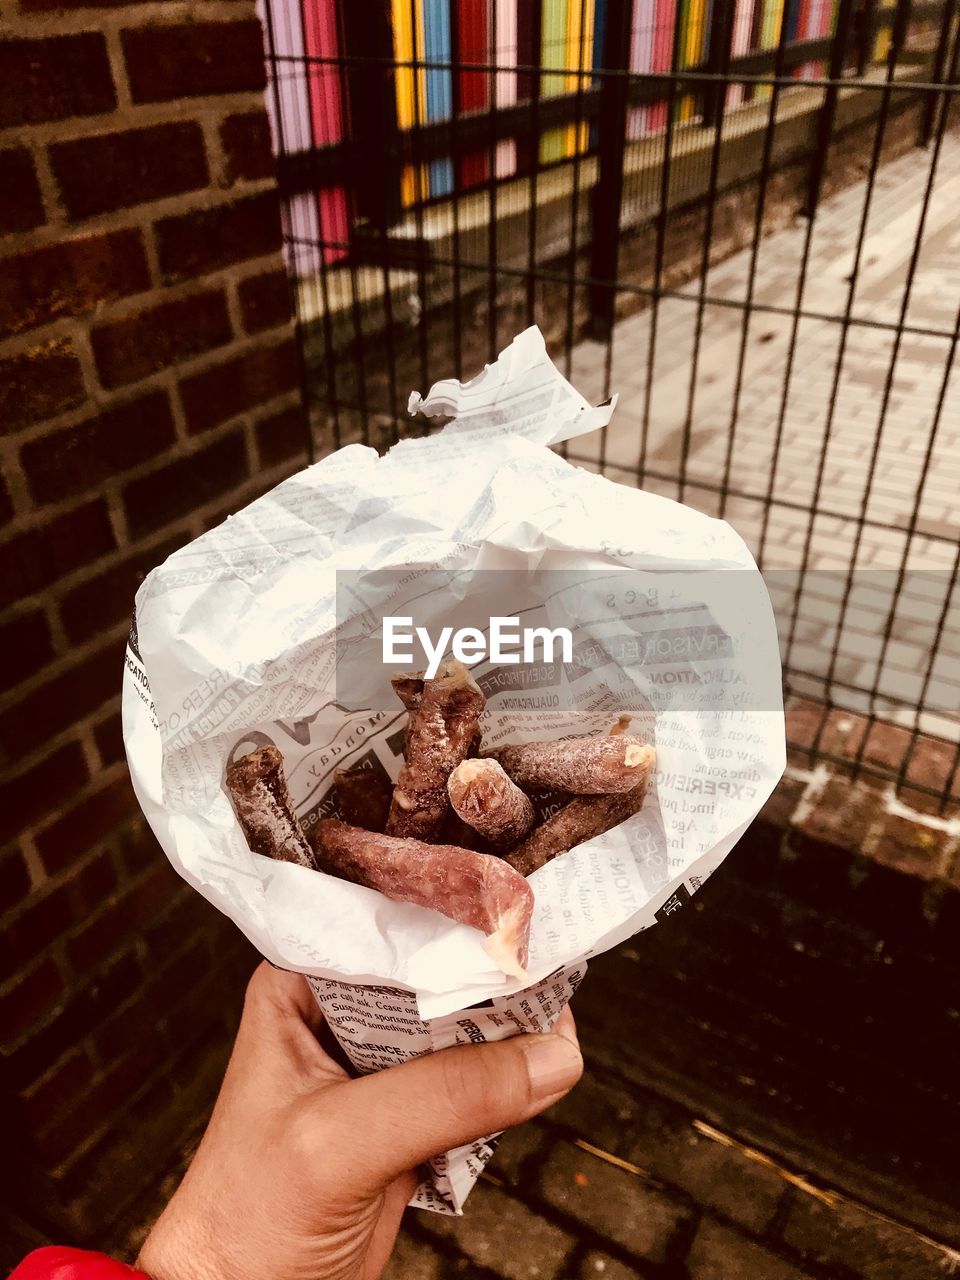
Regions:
[[122, 326, 785, 1209]]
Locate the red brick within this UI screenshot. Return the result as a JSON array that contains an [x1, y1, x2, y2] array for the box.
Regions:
[[56, 1060, 192, 1229], [255, 405, 307, 468], [0, 850, 31, 915], [0, 609, 54, 695], [866, 812, 954, 880], [93, 934, 212, 1061], [139, 892, 223, 975], [0, 888, 75, 976], [0, 34, 115, 128], [0, 340, 86, 432], [0, 741, 89, 846], [35, 775, 139, 874], [115, 819, 163, 877], [179, 337, 297, 434], [758, 774, 808, 829], [0, 474, 12, 525], [50, 122, 209, 222], [0, 229, 149, 340], [94, 712, 124, 768], [156, 191, 282, 283], [0, 148, 45, 234], [220, 110, 274, 183], [21, 389, 175, 505], [904, 734, 960, 799], [34, 1027, 168, 1166], [1, 860, 118, 980], [123, 430, 248, 539], [858, 719, 913, 776], [238, 268, 291, 335], [0, 636, 125, 762], [791, 777, 882, 855], [0, 499, 116, 610], [21, 1048, 96, 1134], [784, 697, 866, 770], [4, 948, 139, 1091], [122, 21, 266, 104], [0, 958, 63, 1041], [59, 534, 185, 644], [92, 289, 232, 389], [67, 861, 177, 970]]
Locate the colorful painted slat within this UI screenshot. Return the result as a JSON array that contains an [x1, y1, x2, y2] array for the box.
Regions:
[[494, 0, 518, 177], [302, 0, 349, 262], [424, 0, 454, 194], [458, 0, 491, 187], [540, 0, 568, 162], [393, 0, 428, 205]]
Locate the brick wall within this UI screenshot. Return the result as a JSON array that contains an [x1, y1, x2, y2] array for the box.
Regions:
[[0, 0, 307, 1253]]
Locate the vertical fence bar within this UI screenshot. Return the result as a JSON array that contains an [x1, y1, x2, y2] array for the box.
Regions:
[[856, 0, 879, 75], [805, 0, 857, 217], [638, 16, 686, 479], [785, 0, 913, 688], [343, 1, 402, 228], [720, 0, 793, 524], [588, 0, 633, 342], [406, 0, 432, 416], [448, 0, 464, 377], [524, 0, 544, 326], [679, 0, 736, 503], [487, 0, 500, 363], [702, 0, 736, 128], [919, 0, 956, 144], [261, 0, 320, 462]]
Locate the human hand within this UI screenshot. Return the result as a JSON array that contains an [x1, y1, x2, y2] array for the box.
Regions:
[[137, 962, 582, 1280]]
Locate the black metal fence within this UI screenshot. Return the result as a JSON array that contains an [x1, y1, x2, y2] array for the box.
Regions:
[[262, 0, 960, 809]]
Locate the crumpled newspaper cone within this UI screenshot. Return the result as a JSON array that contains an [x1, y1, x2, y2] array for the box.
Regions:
[[122, 326, 785, 1214]]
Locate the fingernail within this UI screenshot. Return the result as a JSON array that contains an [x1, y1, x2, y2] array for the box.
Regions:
[[523, 1030, 583, 1099]]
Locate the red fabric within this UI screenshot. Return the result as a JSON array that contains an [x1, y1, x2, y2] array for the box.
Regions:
[[9, 1248, 147, 1280]]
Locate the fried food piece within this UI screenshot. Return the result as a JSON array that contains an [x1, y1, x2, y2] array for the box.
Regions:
[[448, 758, 536, 848], [334, 766, 392, 834], [386, 660, 485, 841], [505, 745, 655, 877], [311, 818, 533, 979], [225, 745, 315, 869], [491, 735, 652, 795]]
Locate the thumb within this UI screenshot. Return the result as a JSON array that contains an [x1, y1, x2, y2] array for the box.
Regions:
[[311, 1012, 582, 1196]]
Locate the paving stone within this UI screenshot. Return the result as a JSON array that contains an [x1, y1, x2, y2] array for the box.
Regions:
[[687, 1218, 813, 1280], [381, 1231, 443, 1280], [577, 1251, 641, 1280], [538, 1140, 691, 1264], [490, 1121, 551, 1188], [780, 1190, 957, 1279], [543, 1069, 644, 1156], [421, 1179, 575, 1280], [623, 1116, 788, 1235]]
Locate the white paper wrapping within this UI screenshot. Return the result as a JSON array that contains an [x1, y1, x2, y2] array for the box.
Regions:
[[122, 326, 785, 1214]]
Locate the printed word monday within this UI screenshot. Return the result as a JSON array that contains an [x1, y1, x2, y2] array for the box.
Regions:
[[382, 616, 573, 678]]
